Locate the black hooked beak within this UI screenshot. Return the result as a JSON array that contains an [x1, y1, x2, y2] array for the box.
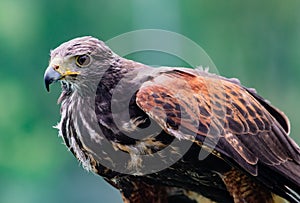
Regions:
[[44, 66, 62, 92]]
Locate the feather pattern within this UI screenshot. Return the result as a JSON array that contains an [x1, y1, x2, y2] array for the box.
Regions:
[[44, 36, 300, 203]]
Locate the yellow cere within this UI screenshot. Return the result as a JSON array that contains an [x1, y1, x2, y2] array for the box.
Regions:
[[62, 70, 80, 76]]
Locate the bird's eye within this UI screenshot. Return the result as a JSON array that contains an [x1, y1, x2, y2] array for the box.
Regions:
[[75, 55, 91, 67]]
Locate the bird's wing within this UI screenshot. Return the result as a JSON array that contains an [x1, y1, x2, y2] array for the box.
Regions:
[[135, 68, 300, 199]]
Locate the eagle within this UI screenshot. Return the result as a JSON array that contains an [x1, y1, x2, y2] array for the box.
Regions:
[[44, 36, 300, 203]]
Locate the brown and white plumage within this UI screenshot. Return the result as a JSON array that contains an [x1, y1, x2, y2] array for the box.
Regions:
[[44, 36, 300, 203]]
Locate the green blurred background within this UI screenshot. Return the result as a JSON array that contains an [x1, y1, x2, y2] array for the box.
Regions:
[[0, 0, 300, 203]]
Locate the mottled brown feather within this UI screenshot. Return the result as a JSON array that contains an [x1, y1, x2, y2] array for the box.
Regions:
[[136, 68, 300, 202], [46, 36, 300, 203], [222, 168, 273, 203]]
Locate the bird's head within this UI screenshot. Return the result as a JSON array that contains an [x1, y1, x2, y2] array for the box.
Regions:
[[44, 36, 118, 92]]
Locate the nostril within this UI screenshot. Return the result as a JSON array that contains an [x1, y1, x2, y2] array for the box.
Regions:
[[53, 65, 59, 70]]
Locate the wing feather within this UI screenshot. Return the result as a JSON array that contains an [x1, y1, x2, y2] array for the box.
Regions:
[[136, 68, 300, 183]]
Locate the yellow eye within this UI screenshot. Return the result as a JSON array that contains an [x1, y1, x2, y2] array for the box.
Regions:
[[75, 55, 91, 67]]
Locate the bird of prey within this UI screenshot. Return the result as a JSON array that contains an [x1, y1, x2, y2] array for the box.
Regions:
[[44, 36, 300, 203]]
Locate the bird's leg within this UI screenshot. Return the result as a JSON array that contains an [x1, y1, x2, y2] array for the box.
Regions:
[[222, 168, 274, 203]]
